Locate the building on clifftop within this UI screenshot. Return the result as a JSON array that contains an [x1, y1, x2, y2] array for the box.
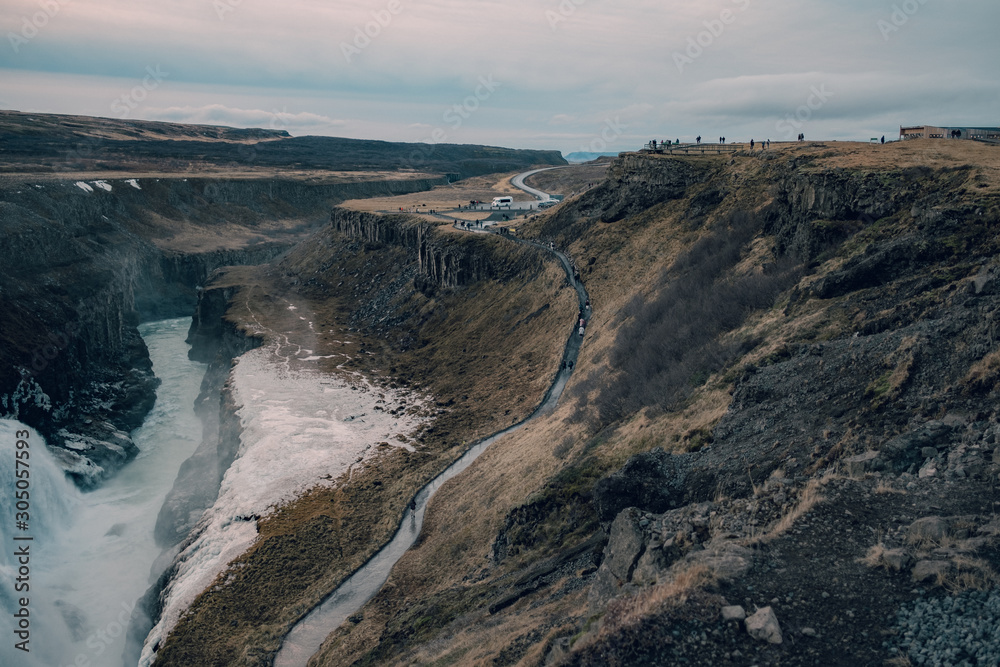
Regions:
[[900, 125, 1000, 142]]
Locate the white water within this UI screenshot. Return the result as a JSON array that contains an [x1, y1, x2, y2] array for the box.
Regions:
[[1, 317, 206, 667]]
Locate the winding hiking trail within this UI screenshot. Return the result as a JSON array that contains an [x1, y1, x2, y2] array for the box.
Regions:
[[274, 173, 589, 667]]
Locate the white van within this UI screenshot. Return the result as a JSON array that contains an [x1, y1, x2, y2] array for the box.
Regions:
[[491, 196, 513, 207]]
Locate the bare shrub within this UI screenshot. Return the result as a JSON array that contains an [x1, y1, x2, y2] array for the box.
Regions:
[[573, 211, 802, 427], [939, 556, 1000, 592], [859, 542, 888, 569]]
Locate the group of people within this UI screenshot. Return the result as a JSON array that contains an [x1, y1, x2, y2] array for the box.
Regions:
[[577, 299, 591, 336]]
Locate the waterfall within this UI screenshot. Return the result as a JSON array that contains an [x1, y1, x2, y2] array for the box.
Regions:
[[0, 419, 81, 667], [1, 317, 206, 667]]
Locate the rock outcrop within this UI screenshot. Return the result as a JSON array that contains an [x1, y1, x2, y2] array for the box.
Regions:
[[0, 173, 444, 486]]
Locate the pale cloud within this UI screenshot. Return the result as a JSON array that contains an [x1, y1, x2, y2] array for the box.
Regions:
[[144, 104, 346, 133], [0, 0, 997, 153]]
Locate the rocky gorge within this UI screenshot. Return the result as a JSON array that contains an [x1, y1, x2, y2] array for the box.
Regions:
[[4, 116, 1000, 667]]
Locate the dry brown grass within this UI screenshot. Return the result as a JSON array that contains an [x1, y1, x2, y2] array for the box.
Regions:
[[866, 336, 920, 406], [963, 348, 1000, 393], [596, 563, 717, 637], [745, 477, 826, 545], [391, 595, 586, 667], [874, 480, 908, 495], [938, 556, 1000, 592], [860, 542, 889, 569], [885, 652, 914, 667], [340, 172, 529, 214]]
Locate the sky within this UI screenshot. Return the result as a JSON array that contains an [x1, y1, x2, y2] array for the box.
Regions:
[[1, 0, 997, 155]]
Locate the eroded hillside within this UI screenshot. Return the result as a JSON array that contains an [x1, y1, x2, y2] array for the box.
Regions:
[[296, 141, 1000, 667]]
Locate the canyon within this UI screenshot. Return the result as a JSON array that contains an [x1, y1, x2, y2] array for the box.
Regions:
[[3, 112, 1000, 666]]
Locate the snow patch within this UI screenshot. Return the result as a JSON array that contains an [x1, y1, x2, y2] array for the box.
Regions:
[[139, 344, 429, 665], [126, 179, 141, 190], [74, 181, 93, 193], [92, 180, 112, 192]]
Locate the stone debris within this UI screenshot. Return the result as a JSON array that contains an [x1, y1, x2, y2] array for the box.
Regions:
[[911, 559, 951, 583], [881, 548, 913, 572], [722, 605, 746, 622], [745, 606, 783, 644], [906, 516, 949, 544]]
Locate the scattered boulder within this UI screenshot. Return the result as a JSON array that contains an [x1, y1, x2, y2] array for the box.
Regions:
[[911, 560, 952, 583], [588, 508, 645, 607], [745, 606, 783, 644], [844, 450, 881, 478], [906, 517, 949, 545], [722, 605, 746, 622], [682, 540, 753, 582], [882, 548, 914, 572], [880, 421, 955, 472]]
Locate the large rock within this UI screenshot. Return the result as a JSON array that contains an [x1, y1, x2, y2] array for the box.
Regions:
[[844, 450, 881, 478], [912, 560, 952, 583], [880, 421, 955, 472], [907, 516, 950, 544], [882, 548, 914, 572], [593, 448, 691, 522], [745, 606, 783, 644], [588, 508, 646, 607], [722, 605, 746, 622], [682, 540, 754, 582]]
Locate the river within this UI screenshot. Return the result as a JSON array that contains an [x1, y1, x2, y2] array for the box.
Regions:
[[1, 317, 206, 667]]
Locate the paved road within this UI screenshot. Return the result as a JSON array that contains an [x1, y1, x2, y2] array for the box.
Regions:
[[510, 166, 568, 202], [274, 174, 589, 667]]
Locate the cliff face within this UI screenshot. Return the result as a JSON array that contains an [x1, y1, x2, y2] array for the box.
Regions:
[[154, 280, 261, 547], [302, 143, 1000, 667], [329, 208, 537, 293], [0, 173, 443, 487]]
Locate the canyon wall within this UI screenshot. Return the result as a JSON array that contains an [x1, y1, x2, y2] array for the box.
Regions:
[[0, 174, 443, 486]]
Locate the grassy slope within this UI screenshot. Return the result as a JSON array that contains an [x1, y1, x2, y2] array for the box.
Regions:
[[307, 140, 1000, 666]]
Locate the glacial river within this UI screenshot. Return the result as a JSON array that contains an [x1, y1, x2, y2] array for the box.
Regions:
[[1, 317, 206, 667]]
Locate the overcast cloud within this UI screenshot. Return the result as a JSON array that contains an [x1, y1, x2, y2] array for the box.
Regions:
[[1, 0, 997, 154]]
